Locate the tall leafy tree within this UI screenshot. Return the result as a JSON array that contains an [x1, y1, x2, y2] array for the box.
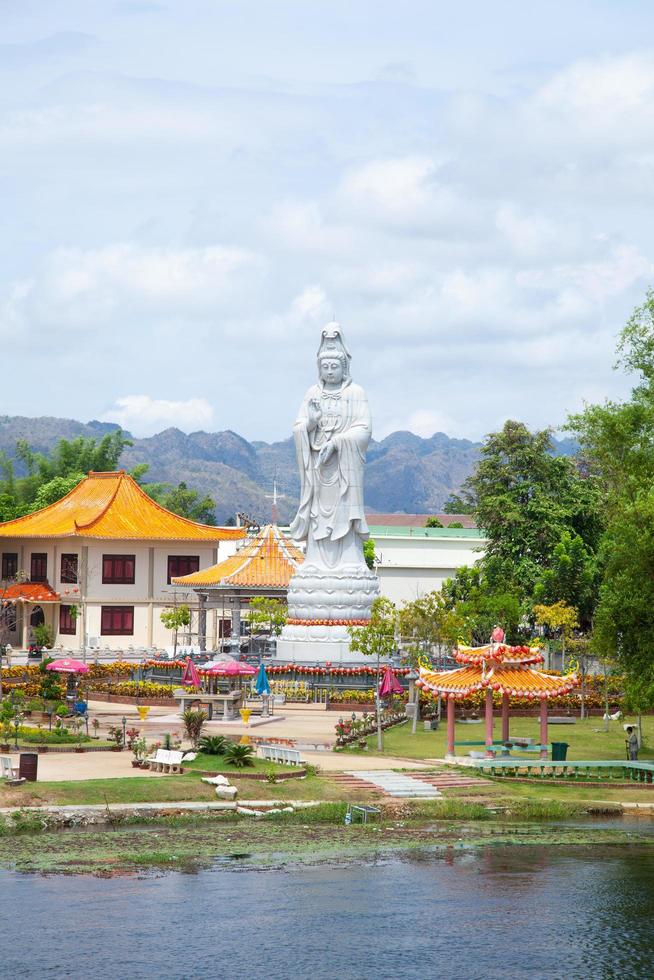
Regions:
[[568, 290, 654, 703], [143, 481, 217, 525], [465, 420, 602, 600]]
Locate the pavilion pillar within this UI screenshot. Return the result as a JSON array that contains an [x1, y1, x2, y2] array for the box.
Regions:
[[446, 697, 455, 757], [231, 605, 241, 645], [501, 693, 510, 742], [21, 604, 30, 651], [540, 699, 548, 759], [198, 594, 207, 653], [485, 688, 494, 758]]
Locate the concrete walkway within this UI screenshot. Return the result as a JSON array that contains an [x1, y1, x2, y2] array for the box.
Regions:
[[344, 770, 442, 798]]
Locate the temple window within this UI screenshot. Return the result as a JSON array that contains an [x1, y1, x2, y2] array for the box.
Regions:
[[102, 555, 136, 585], [31, 553, 48, 582], [167, 555, 200, 584], [1, 552, 18, 580], [59, 605, 77, 635], [101, 605, 134, 635], [61, 553, 78, 584]]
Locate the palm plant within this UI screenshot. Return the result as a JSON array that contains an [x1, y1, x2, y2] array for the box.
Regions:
[[198, 735, 227, 755], [223, 742, 255, 768], [182, 708, 207, 748]]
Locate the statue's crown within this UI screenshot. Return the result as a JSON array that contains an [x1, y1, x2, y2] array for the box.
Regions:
[[317, 321, 351, 361]]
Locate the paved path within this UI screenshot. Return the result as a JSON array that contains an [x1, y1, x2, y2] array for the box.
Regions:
[[333, 768, 488, 798], [342, 770, 443, 798]]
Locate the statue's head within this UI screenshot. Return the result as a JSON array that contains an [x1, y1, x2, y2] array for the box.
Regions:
[[317, 321, 351, 384]]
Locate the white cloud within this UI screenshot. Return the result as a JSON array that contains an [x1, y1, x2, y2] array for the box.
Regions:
[[0, 243, 265, 336], [535, 54, 654, 123], [103, 395, 214, 436]]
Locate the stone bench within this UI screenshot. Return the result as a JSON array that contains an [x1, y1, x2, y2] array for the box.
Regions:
[[145, 749, 184, 773], [257, 744, 303, 766]]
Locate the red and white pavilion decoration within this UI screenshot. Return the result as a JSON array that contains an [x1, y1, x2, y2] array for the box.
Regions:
[[417, 630, 580, 759]]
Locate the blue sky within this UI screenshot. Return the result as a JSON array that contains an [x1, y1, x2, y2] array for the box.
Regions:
[[3, 1, 654, 440]]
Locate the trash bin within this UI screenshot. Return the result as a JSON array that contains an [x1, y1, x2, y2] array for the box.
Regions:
[[551, 742, 569, 761], [19, 752, 38, 782]]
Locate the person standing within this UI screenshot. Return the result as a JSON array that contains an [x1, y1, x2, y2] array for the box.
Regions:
[[626, 726, 639, 761]]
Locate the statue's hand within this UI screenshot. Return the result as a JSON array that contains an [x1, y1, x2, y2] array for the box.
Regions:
[[308, 398, 322, 429], [318, 441, 336, 466]]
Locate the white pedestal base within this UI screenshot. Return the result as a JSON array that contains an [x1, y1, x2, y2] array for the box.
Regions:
[[275, 635, 371, 665]]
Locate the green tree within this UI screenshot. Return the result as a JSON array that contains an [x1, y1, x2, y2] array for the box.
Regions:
[[144, 482, 216, 524], [568, 290, 654, 706], [248, 597, 287, 637], [533, 600, 579, 672], [0, 430, 133, 518], [348, 597, 397, 750], [441, 565, 524, 645], [425, 516, 443, 528], [160, 604, 191, 658], [363, 538, 376, 570], [399, 591, 464, 666], [29, 473, 86, 512], [442, 493, 475, 515], [465, 420, 602, 600], [532, 531, 597, 629]]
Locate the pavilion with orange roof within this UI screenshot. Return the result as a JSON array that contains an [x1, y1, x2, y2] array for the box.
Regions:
[[417, 631, 580, 759], [172, 524, 304, 646], [0, 471, 244, 652]]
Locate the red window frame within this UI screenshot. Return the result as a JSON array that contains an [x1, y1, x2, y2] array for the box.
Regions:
[[102, 555, 135, 585], [60, 553, 78, 584], [31, 553, 48, 583], [1, 552, 18, 580], [167, 555, 200, 584], [59, 605, 76, 635], [100, 606, 134, 636]]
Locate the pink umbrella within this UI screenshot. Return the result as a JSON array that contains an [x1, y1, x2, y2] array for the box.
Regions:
[[203, 660, 256, 676], [379, 665, 404, 698], [46, 658, 90, 674], [181, 657, 201, 687]]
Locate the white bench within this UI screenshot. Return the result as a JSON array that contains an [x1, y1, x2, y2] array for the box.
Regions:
[[0, 756, 20, 781], [145, 749, 184, 773], [257, 744, 303, 766]]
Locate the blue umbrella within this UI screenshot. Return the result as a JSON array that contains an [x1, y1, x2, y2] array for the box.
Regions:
[[254, 662, 271, 696]]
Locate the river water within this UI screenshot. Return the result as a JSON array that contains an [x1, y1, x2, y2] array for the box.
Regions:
[[1, 844, 653, 979]]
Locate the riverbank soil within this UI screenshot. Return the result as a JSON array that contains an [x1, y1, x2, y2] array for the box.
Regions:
[[0, 806, 652, 876]]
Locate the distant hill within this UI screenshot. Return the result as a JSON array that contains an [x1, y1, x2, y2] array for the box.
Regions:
[[0, 414, 576, 524]]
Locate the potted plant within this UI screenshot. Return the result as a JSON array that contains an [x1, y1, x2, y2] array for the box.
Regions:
[[131, 736, 148, 767], [107, 725, 124, 751], [0, 719, 12, 752], [91, 718, 100, 739]]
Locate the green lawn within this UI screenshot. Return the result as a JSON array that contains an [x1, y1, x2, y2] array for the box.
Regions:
[[350, 716, 654, 761], [182, 752, 292, 774], [0, 770, 382, 807]]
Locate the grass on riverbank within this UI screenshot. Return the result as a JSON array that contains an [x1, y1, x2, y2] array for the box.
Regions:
[[347, 716, 654, 761], [0, 807, 649, 875], [0, 769, 383, 807]]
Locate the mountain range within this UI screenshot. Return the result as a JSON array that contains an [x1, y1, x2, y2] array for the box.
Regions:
[[0, 414, 576, 524]]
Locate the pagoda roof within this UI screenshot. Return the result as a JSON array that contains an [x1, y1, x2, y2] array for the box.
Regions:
[[0, 471, 246, 542], [172, 524, 303, 589], [1, 582, 60, 604], [417, 641, 579, 700]]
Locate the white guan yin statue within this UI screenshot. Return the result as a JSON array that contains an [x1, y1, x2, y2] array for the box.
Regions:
[[277, 322, 380, 662]]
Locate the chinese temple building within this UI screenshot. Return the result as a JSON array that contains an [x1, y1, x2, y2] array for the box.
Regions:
[[172, 523, 304, 645], [0, 471, 244, 651], [417, 640, 580, 758]]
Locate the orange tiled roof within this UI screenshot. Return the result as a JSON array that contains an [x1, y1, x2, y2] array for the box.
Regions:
[[172, 524, 303, 588], [1, 582, 60, 603], [0, 471, 246, 542], [418, 662, 579, 699]]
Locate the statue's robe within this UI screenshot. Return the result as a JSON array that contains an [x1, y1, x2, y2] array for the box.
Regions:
[[289, 379, 371, 567]]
